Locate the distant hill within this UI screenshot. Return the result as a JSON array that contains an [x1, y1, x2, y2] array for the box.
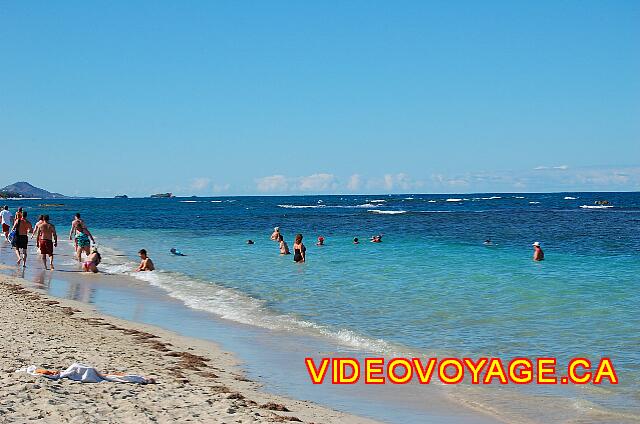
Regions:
[[0, 182, 67, 199]]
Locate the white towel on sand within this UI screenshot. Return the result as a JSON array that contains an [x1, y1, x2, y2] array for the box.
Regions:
[[17, 363, 154, 384]]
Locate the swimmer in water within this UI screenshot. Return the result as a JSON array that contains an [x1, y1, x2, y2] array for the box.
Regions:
[[278, 234, 290, 254], [270, 227, 280, 241], [293, 234, 306, 263], [170, 248, 186, 256], [370, 235, 382, 243], [353, 237, 359, 244], [483, 239, 493, 246], [316, 236, 325, 246], [246, 240, 254, 245], [532, 242, 544, 261]]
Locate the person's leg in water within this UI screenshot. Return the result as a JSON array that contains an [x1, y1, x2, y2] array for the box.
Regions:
[[41, 253, 48, 270], [50, 253, 54, 270], [15, 246, 21, 265], [21, 247, 27, 267]]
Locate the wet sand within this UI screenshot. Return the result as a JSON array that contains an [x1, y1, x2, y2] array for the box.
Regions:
[[0, 271, 378, 423]]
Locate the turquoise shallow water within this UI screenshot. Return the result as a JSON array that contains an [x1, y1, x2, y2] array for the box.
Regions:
[[7, 192, 640, 422]]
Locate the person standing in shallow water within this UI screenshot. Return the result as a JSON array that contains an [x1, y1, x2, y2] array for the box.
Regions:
[[69, 213, 95, 262], [293, 234, 306, 263], [279, 234, 290, 255], [34, 215, 57, 270], [533, 242, 544, 261], [33, 215, 45, 250], [1, 206, 12, 241], [13, 211, 33, 267]]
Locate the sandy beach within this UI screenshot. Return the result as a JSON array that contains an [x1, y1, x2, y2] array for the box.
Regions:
[[0, 272, 378, 424]]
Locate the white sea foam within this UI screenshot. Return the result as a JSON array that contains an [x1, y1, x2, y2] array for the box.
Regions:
[[97, 250, 394, 354], [580, 205, 613, 209], [278, 203, 382, 209], [179, 200, 199, 203], [564, 196, 577, 200], [529, 201, 541, 204], [416, 210, 454, 213], [210, 200, 223, 203], [278, 204, 326, 209], [514, 196, 525, 199], [428, 200, 437, 203], [369, 199, 386, 203], [367, 210, 407, 215], [446, 198, 463, 202], [403, 197, 414, 200]]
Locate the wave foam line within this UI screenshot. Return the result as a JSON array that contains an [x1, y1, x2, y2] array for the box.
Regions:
[[95, 245, 396, 355]]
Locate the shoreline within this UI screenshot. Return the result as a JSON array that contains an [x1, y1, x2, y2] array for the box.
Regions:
[[0, 271, 379, 423], [0, 237, 503, 424]]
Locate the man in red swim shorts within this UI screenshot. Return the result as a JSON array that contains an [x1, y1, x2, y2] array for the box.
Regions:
[[33, 215, 58, 270]]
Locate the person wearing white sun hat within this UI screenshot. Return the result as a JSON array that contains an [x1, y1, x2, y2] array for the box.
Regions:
[[532, 242, 544, 261]]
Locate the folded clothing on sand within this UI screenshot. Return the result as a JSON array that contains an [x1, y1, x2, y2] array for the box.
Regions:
[[17, 363, 155, 384]]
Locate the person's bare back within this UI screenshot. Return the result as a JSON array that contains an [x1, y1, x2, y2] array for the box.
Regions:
[[139, 258, 155, 271], [39, 223, 57, 241]]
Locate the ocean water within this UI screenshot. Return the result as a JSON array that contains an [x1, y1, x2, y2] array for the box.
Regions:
[[10, 192, 640, 422]]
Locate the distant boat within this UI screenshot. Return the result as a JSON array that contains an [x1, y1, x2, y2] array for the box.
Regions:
[[38, 203, 65, 207], [150, 193, 174, 198], [114, 195, 129, 199]]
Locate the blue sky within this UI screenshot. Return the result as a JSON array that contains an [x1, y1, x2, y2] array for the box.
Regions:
[[1, 1, 638, 196]]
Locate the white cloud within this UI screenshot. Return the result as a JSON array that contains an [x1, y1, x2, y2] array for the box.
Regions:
[[346, 174, 361, 191], [383, 174, 394, 190], [373, 173, 423, 192], [256, 175, 289, 192], [190, 177, 211, 191], [212, 183, 230, 192], [430, 174, 469, 188], [298, 173, 337, 191], [254, 166, 640, 194], [534, 165, 569, 171]]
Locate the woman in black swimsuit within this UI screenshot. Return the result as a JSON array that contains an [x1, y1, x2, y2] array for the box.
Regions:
[[293, 233, 306, 263]]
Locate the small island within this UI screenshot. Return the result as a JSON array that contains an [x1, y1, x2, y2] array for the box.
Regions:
[[114, 195, 129, 199], [150, 193, 174, 198]]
